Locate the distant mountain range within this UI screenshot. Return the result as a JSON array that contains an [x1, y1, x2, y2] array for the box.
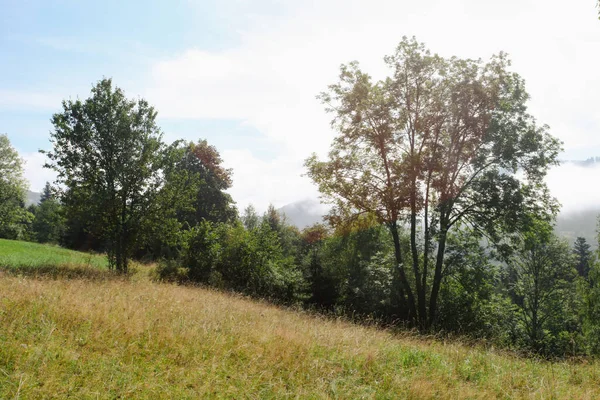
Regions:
[[562, 157, 600, 167], [278, 199, 327, 229]]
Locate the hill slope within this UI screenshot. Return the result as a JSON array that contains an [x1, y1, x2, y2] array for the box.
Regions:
[[0, 239, 107, 269], [1, 263, 599, 398], [278, 198, 327, 229]]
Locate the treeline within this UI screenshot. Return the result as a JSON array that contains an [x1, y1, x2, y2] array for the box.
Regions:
[[2, 37, 600, 358]]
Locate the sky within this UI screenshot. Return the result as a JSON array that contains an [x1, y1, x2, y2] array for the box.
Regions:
[[1, 0, 600, 214]]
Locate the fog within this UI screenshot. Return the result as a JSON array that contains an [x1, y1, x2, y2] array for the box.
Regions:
[[548, 162, 600, 214]]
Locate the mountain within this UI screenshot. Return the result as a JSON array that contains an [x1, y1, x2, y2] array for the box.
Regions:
[[26, 191, 41, 207], [278, 198, 328, 229], [562, 157, 600, 168]]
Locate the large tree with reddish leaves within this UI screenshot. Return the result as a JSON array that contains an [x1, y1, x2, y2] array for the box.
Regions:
[[306, 37, 561, 329]]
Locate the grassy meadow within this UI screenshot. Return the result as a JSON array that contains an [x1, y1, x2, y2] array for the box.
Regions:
[[1, 240, 600, 399], [0, 239, 108, 270]]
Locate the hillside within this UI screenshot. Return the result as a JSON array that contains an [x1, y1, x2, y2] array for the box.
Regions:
[[1, 242, 600, 398], [0, 239, 107, 270], [278, 198, 327, 229]]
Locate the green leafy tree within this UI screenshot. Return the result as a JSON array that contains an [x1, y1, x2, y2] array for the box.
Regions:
[[580, 216, 600, 354], [141, 139, 236, 260], [32, 182, 65, 243], [177, 220, 306, 303], [44, 78, 166, 273], [263, 205, 301, 259], [242, 204, 260, 231], [306, 37, 560, 329], [300, 223, 340, 308], [173, 140, 236, 225], [436, 229, 508, 338], [508, 222, 579, 355], [0, 134, 33, 239]]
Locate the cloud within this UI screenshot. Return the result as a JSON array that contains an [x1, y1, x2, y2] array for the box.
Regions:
[[21, 152, 57, 193], [145, 0, 600, 211], [547, 163, 600, 214], [221, 149, 321, 214], [0, 90, 62, 112]]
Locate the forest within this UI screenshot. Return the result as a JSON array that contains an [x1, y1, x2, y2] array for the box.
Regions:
[[2, 37, 600, 360]]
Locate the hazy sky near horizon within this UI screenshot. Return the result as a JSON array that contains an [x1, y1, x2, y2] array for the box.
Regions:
[[1, 0, 599, 213]]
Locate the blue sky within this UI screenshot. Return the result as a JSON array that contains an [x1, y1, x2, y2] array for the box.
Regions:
[[2, 0, 600, 213], [1, 0, 252, 151]]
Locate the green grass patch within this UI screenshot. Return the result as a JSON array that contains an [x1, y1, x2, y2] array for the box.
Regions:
[[0, 239, 108, 270]]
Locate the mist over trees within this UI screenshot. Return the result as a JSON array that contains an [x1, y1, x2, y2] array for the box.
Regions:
[[4, 38, 600, 358]]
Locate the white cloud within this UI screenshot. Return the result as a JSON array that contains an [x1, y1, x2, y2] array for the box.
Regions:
[[145, 0, 600, 211], [221, 149, 321, 213], [547, 163, 600, 214], [0, 90, 62, 111], [21, 152, 57, 193]]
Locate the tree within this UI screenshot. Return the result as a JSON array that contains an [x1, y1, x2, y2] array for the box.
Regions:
[[574, 236, 592, 278], [507, 222, 578, 354], [172, 140, 236, 225], [263, 204, 301, 258], [0, 134, 32, 239], [44, 78, 165, 273], [305, 37, 560, 329], [436, 230, 507, 339], [32, 182, 64, 243], [139, 139, 236, 260], [242, 204, 260, 231], [581, 217, 600, 354]]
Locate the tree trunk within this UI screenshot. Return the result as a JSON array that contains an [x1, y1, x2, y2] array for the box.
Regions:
[[389, 222, 418, 324], [410, 205, 426, 330], [427, 218, 448, 329]]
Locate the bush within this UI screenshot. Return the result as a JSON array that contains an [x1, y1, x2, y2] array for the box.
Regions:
[[171, 220, 306, 304]]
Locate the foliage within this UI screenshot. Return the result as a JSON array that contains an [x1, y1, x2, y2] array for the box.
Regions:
[[176, 140, 237, 225], [582, 259, 600, 355], [31, 182, 65, 244], [2, 70, 595, 359], [241, 204, 260, 231], [573, 236, 592, 278], [506, 222, 580, 356], [138, 139, 237, 261], [436, 230, 511, 339], [160, 218, 307, 304], [306, 37, 561, 329], [44, 78, 166, 273], [579, 217, 600, 354], [0, 134, 32, 240]]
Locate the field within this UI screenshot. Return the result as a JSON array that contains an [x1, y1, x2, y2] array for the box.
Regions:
[[0, 239, 108, 270], [1, 240, 600, 399]]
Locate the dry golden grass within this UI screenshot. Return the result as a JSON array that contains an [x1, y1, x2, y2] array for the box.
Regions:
[[1, 271, 600, 399]]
